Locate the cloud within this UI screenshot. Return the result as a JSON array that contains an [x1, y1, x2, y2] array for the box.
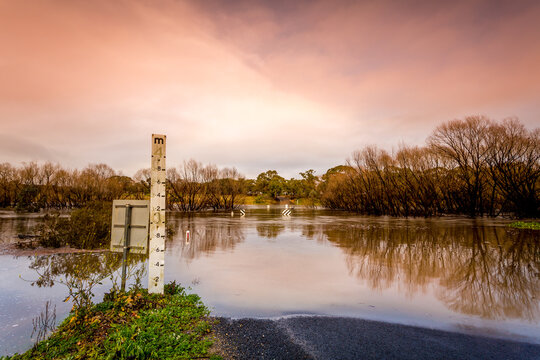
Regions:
[[0, 0, 539, 177], [0, 134, 57, 162]]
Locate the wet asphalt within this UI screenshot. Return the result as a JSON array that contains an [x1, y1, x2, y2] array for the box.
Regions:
[[212, 316, 540, 360]]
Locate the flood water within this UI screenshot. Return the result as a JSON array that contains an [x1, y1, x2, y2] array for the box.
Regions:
[[1, 207, 539, 355]]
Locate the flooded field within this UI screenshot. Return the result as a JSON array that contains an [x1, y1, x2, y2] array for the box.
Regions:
[[1, 207, 539, 355]]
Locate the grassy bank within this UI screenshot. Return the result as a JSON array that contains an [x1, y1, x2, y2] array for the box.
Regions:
[[241, 195, 319, 206], [509, 221, 540, 230], [241, 195, 277, 205], [4, 283, 221, 360]]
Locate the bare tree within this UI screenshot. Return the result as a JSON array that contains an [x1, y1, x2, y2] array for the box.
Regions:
[[428, 116, 491, 217], [168, 159, 215, 211], [485, 119, 540, 217]]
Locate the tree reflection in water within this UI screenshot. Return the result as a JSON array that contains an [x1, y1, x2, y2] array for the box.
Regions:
[[168, 213, 539, 322], [27, 252, 147, 307], [256, 223, 285, 239], [170, 216, 246, 260], [306, 223, 539, 321]]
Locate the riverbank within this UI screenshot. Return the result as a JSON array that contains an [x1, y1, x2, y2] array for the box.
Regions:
[[212, 316, 540, 360], [2, 283, 220, 360]]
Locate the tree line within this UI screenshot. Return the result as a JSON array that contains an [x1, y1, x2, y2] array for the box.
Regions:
[[321, 116, 539, 217], [0, 116, 537, 217], [0, 161, 319, 212], [0, 161, 249, 211], [0, 163, 141, 211]]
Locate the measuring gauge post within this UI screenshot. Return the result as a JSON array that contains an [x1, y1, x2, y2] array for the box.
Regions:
[[149, 134, 166, 294]]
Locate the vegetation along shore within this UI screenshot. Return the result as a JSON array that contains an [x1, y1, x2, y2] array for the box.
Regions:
[[2, 282, 221, 360], [0, 116, 537, 218]]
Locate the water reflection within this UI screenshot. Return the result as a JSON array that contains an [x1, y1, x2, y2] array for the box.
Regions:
[[168, 216, 246, 260], [256, 223, 285, 239], [0, 214, 39, 244], [0, 250, 147, 356], [307, 222, 539, 321], [1, 210, 539, 355], [440, 229, 539, 320], [167, 212, 539, 323], [27, 252, 146, 289]]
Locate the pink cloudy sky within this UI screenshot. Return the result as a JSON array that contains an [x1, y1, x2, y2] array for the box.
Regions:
[[1, 0, 539, 178]]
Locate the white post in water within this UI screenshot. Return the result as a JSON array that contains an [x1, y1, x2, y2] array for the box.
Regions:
[[149, 134, 166, 294]]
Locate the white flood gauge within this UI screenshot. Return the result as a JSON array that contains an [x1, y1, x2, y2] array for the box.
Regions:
[[148, 134, 166, 293]]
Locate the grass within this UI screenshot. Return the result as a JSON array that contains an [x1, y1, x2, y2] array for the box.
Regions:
[[4, 282, 221, 360], [241, 195, 319, 205], [509, 221, 540, 230], [241, 195, 275, 205]]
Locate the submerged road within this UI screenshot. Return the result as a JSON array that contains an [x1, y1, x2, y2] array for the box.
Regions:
[[212, 316, 540, 360]]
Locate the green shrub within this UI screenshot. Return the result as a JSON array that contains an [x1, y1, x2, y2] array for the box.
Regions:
[[509, 221, 540, 230], [15, 185, 41, 213], [69, 201, 111, 248], [36, 201, 112, 249], [36, 214, 71, 248], [254, 194, 272, 204]]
